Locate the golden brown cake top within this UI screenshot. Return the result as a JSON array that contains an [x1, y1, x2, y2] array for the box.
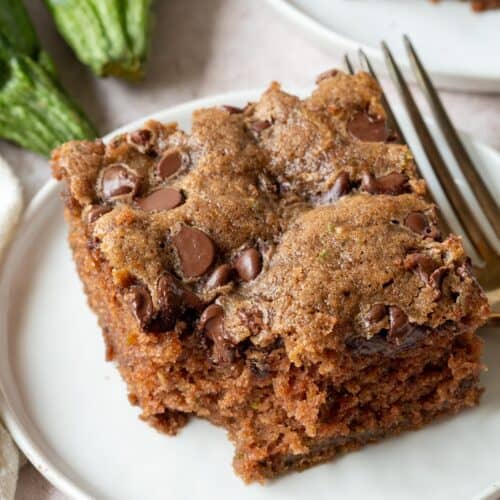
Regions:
[[52, 71, 489, 370]]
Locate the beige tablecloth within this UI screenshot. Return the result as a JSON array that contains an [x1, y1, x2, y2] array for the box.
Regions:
[[1, 0, 499, 498]]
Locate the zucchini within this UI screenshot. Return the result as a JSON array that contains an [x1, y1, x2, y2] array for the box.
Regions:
[[0, 0, 97, 156], [45, 0, 153, 80], [0, 0, 39, 58]]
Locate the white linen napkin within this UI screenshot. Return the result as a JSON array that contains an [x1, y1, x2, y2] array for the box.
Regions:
[[0, 154, 24, 500]]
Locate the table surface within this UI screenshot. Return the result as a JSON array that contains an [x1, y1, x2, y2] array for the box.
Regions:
[[1, 1, 499, 498]]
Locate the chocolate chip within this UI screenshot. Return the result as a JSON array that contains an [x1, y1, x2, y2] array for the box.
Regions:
[[430, 267, 448, 298], [366, 304, 387, 323], [250, 120, 271, 133], [151, 274, 184, 331], [182, 289, 204, 311], [331, 172, 351, 201], [316, 68, 339, 83], [404, 211, 441, 240], [199, 304, 233, 364], [127, 285, 154, 329], [101, 164, 139, 200], [199, 304, 224, 330], [404, 253, 439, 282], [377, 173, 409, 194], [387, 308, 427, 349], [128, 129, 155, 153], [206, 264, 233, 289], [360, 173, 378, 194], [404, 211, 428, 234], [320, 172, 351, 204], [157, 151, 182, 180], [149, 274, 204, 332], [136, 188, 184, 211], [388, 306, 410, 341], [347, 324, 427, 356], [87, 204, 112, 224], [173, 227, 216, 278], [347, 112, 389, 142], [221, 105, 244, 114], [361, 172, 409, 195], [234, 248, 262, 281]]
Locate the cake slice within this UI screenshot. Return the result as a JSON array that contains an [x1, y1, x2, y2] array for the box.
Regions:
[[52, 71, 490, 482]]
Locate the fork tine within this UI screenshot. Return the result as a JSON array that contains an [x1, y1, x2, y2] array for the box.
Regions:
[[344, 54, 355, 75], [358, 49, 451, 237], [403, 35, 500, 239], [358, 49, 405, 146], [381, 41, 497, 261]]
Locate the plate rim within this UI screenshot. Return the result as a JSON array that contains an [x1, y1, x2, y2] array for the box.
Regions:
[[265, 0, 500, 92], [0, 88, 499, 500]]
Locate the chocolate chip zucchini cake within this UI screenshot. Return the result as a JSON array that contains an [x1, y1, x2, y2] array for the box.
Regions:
[[52, 70, 489, 483]]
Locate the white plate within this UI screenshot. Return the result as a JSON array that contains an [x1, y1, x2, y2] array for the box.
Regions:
[[266, 0, 500, 92], [1, 90, 500, 500]]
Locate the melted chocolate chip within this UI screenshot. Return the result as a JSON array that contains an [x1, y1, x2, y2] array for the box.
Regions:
[[360, 173, 378, 194], [199, 304, 233, 364], [221, 105, 244, 114], [234, 248, 262, 281], [387, 306, 428, 350], [429, 267, 448, 298], [149, 275, 204, 333], [316, 68, 339, 83], [361, 172, 409, 195], [101, 164, 139, 200], [157, 151, 182, 180], [128, 129, 154, 153], [404, 253, 439, 282], [127, 285, 154, 329], [346, 325, 428, 356], [151, 274, 185, 331], [206, 264, 233, 289], [322, 172, 351, 203], [87, 204, 112, 224], [136, 188, 184, 211], [404, 211, 441, 240], [388, 306, 410, 341], [366, 304, 387, 323], [250, 120, 271, 133], [183, 289, 204, 311], [199, 304, 224, 329], [173, 227, 216, 278], [334, 172, 351, 197], [347, 112, 388, 142], [377, 173, 409, 194]]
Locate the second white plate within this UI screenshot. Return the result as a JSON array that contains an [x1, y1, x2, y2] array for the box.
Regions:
[[267, 0, 500, 92], [1, 90, 500, 500]]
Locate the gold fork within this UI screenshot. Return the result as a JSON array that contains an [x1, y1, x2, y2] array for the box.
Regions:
[[345, 40, 500, 327]]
